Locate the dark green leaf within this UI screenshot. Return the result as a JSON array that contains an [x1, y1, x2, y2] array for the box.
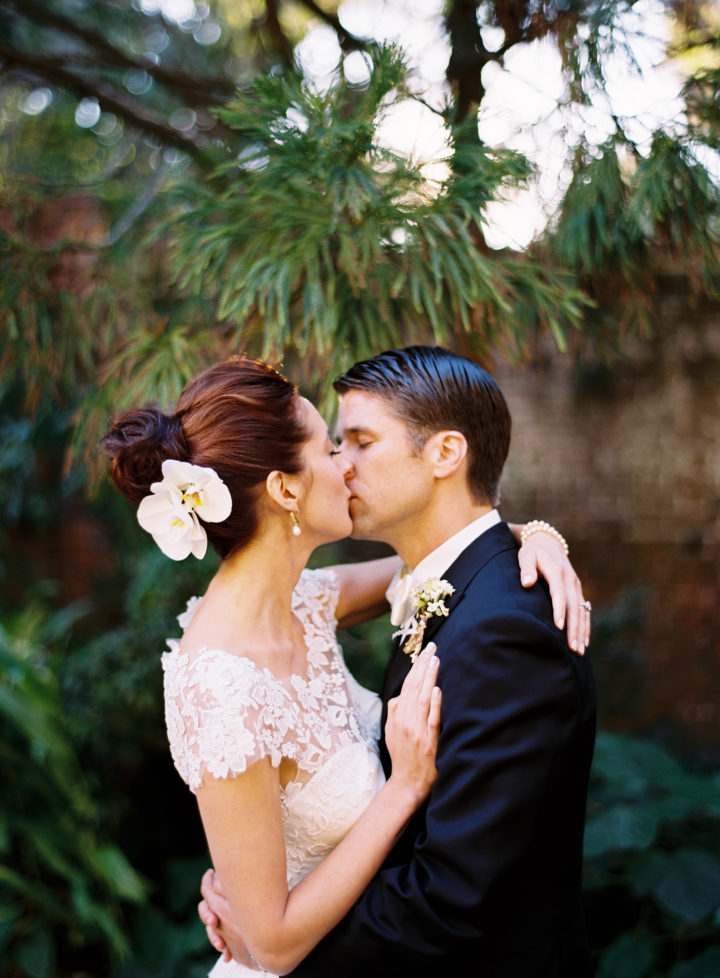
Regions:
[[651, 849, 720, 924], [14, 927, 55, 978], [584, 803, 660, 857], [665, 946, 720, 978], [597, 930, 655, 978]]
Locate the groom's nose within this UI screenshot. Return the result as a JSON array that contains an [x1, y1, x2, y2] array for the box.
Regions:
[[334, 448, 354, 479]]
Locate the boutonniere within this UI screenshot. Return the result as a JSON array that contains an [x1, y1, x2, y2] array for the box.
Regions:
[[393, 577, 455, 662]]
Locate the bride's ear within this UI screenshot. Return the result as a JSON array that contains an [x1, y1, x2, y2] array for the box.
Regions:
[[265, 470, 302, 515]]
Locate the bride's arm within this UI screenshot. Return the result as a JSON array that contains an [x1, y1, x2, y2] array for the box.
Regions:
[[331, 555, 401, 630], [196, 649, 441, 976], [330, 524, 590, 653]]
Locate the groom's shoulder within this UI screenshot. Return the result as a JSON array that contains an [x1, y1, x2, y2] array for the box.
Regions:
[[453, 523, 555, 621], [452, 521, 521, 589]]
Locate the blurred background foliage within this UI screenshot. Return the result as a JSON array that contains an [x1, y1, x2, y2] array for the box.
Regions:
[[1, 0, 719, 975]]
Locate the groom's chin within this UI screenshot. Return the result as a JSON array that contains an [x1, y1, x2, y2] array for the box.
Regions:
[[348, 519, 370, 542], [348, 504, 381, 543], [349, 522, 384, 546]]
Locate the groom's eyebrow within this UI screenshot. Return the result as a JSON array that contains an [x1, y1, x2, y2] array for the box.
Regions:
[[336, 424, 373, 439]]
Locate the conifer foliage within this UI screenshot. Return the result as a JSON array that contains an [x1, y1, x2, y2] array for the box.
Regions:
[[1, 0, 718, 423], [166, 44, 588, 375]]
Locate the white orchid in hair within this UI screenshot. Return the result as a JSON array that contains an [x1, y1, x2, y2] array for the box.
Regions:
[[137, 460, 232, 560]]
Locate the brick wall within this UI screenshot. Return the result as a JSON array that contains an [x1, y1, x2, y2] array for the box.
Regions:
[[493, 278, 720, 754]]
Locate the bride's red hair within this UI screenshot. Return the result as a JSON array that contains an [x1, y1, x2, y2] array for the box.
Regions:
[[104, 356, 309, 557]]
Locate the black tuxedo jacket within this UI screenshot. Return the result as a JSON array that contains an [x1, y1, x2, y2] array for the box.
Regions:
[[290, 522, 597, 977]]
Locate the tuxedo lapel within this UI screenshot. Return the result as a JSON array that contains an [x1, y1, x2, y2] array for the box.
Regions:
[[382, 522, 518, 703], [381, 633, 406, 703]]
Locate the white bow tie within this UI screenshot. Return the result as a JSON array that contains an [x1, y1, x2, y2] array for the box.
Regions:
[[386, 566, 417, 627]]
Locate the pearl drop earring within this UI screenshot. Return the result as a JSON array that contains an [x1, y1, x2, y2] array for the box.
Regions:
[[290, 512, 302, 537]]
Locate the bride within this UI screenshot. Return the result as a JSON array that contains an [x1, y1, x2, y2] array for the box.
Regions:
[[104, 355, 587, 976]]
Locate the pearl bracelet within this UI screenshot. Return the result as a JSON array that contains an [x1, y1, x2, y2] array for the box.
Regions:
[[520, 520, 569, 556]]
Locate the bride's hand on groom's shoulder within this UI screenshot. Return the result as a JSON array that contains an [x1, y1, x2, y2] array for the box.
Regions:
[[517, 531, 591, 656], [199, 868, 262, 969]]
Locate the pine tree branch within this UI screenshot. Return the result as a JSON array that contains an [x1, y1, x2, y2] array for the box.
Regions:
[[445, 0, 495, 120], [412, 93, 449, 119], [5, 0, 236, 106], [444, 0, 584, 119], [263, 0, 295, 67], [104, 162, 170, 248], [0, 43, 220, 166], [294, 0, 368, 52]]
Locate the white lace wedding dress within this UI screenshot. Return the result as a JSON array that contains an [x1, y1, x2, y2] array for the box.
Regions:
[[162, 568, 385, 977]]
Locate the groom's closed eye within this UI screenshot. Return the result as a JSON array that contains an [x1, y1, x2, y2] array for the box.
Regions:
[[339, 427, 376, 448]]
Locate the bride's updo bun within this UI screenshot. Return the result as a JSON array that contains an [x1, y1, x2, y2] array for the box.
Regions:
[[104, 356, 309, 557], [104, 408, 190, 507]]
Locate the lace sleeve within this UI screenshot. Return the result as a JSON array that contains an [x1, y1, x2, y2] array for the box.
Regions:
[[294, 567, 381, 746], [162, 647, 294, 794]]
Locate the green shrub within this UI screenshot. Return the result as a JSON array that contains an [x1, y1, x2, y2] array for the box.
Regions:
[[0, 611, 146, 978], [586, 732, 720, 977]]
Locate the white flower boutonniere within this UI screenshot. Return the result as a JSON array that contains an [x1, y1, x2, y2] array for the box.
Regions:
[[393, 577, 455, 662]]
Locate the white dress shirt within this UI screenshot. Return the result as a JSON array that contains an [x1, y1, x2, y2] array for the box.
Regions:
[[385, 509, 502, 627]]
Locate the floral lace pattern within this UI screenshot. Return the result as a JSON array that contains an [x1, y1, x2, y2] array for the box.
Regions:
[[163, 567, 385, 978], [162, 568, 380, 794]]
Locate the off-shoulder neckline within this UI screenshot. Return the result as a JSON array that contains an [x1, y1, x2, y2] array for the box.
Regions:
[[164, 641, 314, 686], [165, 566, 339, 685]]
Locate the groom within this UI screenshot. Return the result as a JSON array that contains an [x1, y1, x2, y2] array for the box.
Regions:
[[206, 345, 597, 976]]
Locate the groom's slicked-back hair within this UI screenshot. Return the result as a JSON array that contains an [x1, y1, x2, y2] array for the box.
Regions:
[[334, 346, 511, 505]]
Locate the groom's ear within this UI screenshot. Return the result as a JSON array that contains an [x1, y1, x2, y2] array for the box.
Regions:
[[426, 430, 467, 480]]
